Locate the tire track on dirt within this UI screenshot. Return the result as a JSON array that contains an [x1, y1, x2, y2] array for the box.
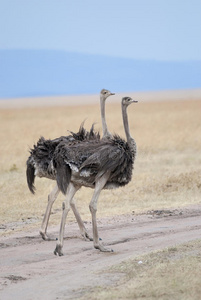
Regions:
[[0, 204, 201, 300]]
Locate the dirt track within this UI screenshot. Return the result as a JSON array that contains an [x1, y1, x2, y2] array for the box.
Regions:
[[1, 204, 201, 300]]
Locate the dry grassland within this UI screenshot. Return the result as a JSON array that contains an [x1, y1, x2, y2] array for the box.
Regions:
[[83, 239, 201, 300], [0, 98, 201, 235]]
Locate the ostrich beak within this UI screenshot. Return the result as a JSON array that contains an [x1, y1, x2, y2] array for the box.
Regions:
[[131, 99, 138, 103], [110, 92, 115, 96]]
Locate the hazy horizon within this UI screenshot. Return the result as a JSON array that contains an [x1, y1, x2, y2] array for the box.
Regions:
[[1, 49, 201, 99], [0, 1, 200, 98]]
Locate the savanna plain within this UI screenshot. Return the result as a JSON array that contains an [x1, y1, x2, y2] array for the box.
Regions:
[[0, 93, 201, 299]]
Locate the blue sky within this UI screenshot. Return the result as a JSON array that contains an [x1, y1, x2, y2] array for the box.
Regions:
[[1, 0, 201, 61]]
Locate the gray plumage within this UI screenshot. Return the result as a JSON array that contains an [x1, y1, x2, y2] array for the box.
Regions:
[[26, 88, 114, 241], [54, 97, 138, 255], [26, 124, 100, 193], [26, 87, 114, 193], [54, 134, 135, 194]]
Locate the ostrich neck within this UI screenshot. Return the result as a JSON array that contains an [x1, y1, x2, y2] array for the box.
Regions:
[[122, 104, 132, 145], [100, 96, 110, 138]]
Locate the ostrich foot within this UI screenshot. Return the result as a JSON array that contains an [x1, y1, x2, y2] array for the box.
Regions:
[[81, 231, 93, 241], [81, 231, 102, 241], [40, 231, 55, 241], [54, 244, 64, 256], [94, 243, 114, 252]]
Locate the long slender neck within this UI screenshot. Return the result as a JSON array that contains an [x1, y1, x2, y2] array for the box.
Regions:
[[100, 95, 111, 138], [122, 103, 137, 160], [122, 104, 132, 144]]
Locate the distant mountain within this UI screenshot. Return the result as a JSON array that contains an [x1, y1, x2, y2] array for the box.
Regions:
[[0, 49, 201, 98]]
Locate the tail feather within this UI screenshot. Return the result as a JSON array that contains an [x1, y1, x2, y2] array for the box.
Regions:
[[56, 162, 71, 195], [88, 123, 100, 140], [26, 159, 36, 194]]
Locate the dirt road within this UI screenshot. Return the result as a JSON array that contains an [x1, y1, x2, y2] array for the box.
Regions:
[[1, 204, 201, 300]]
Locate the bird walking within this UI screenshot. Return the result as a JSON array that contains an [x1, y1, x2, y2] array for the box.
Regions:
[[26, 89, 114, 240], [53, 97, 138, 255]]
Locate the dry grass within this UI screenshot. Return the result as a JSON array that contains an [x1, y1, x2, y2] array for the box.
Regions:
[[82, 239, 201, 300], [0, 97, 201, 235]]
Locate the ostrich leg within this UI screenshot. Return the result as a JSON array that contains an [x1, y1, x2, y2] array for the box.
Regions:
[[70, 199, 93, 241], [40, 185, 60, 240], [54, 183, 80, 256], [89, 171, 113, 252], [40, 184, 92, 241]]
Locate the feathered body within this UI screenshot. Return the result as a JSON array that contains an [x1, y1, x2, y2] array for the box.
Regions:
[[25, 89, 115, 241], [26, 124, 100, 194], [53, 97, 138, 255], [54, 134, 136, 194], [26, 89, 114, 241]]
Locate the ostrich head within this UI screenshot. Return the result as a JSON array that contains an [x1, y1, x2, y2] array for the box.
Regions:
[[100, 89, 115, 101], [122, 97, 138, 107]]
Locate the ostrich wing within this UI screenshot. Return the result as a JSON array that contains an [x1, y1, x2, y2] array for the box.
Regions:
[[79, 137, 134, 184]]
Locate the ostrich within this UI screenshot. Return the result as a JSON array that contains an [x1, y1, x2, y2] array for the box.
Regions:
[[26, 89, 114, 240], [53, 97, 138, 255]]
